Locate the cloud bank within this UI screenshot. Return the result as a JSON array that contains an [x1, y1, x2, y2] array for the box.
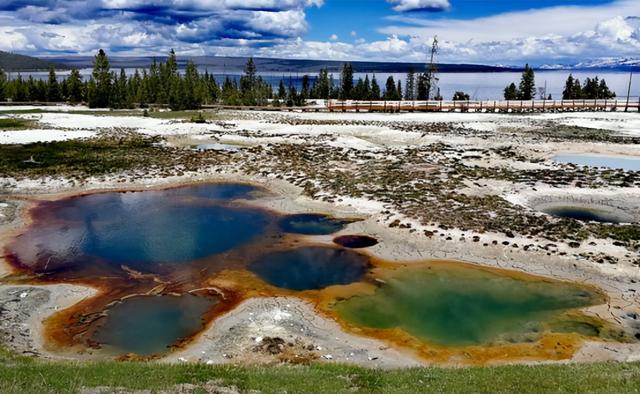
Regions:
[[0, 0, 638, 66]]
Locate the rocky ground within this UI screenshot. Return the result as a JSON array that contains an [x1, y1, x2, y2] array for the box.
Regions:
[[0, 107, 639, 366]]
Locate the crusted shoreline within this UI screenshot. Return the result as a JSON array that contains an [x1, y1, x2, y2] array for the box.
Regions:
[[0, 108, 639, 366]]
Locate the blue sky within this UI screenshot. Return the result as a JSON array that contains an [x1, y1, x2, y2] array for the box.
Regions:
[[0, 0, 638, 65], [305, 0, 617, 42]]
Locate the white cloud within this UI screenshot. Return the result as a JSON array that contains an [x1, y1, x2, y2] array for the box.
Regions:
[[387, 0, 450, 13], [0, 0, 638, 66]]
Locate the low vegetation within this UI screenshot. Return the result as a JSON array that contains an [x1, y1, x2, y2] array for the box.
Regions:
[[0, 347, 638, 393], [0, 118, 30, 130]]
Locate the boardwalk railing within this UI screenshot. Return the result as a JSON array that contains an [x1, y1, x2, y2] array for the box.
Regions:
[[327, 99, 640, 113], [1, 99, 638, 113]]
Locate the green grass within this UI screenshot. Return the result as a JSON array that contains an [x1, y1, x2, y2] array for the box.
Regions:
[[0, 136, 169, 177], [0, 118, 30, 130], [0, 108, 223, 121], [0, 346, 639, 393]]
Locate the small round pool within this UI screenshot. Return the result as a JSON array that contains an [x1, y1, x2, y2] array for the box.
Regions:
[[248, 246, 371, 290]]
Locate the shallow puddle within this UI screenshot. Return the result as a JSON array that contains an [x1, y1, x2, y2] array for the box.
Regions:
[[2, 183, 620, 361], [554, 154, 640, 171]]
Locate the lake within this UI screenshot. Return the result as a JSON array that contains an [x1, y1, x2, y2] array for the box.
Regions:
[[8, 69, 638, 101]]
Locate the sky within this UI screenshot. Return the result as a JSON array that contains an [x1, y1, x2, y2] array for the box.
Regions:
[[0, 0, 638, 65]]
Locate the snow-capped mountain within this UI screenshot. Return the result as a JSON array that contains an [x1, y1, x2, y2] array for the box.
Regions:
[[540, 58, 640, 71]]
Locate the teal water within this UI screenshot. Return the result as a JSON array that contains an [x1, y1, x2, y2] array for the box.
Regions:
[[93, 294, 217, 356], [6, 183, 612, 357], [335, 267, 603, 346]]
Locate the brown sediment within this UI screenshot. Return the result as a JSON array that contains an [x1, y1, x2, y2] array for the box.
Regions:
[[0, 184, 624, 364]]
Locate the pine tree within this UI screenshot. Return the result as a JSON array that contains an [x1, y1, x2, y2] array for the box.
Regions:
[[47, 66, 61, 102], [384, 76, 397, 100], [27, 76, 40, 101], [517, 64, 535, 100], [354, 78, 365, 100], [417, 73, 429, 100], [240, 58, 258, 105], [405, 68, 416, 100], [0, 68, 6, 101], [396, 80, 402, 101], [453, 91, 470, 101], [503, 83, 518, 100], [301, 75, 310, 102], [277, 79, 287, 100], [286, 84, 298, 107], [371, 74, 380, 100], [598, 79, 615, 99], [183, 61, 201, 109], [66, 69, 83, 103], [562, 74, 576, 99], [340, 63, 354, 99], [363, 75, 371, 100], [88, 49, 112, 108]]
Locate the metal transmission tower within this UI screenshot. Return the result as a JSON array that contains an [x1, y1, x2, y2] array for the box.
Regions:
[[426, 36, 439, 100]]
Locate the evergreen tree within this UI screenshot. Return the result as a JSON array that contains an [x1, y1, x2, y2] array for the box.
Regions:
[[47, 66, 61, 102], [88, 49, 112, 108], [417, 73, 429, 100], [370, 74, 380, 100], [66, 69, 83, 103], [12, 75, 28, 102], [583, 77, 599, 99], [396, 80, 402, 101], [453, 91, 470, 101], [183, 61, 201, 109], [517, 64, 535, 100], [278, 79, 287, 100], [563, 74, 576, 99], [312, 68, 331, 100], [301, 75, 310, 102], [384, 76, 397, 100], [340, 63, 354, 99], [503, 83, 518, 100], [405, 68, 416, 100], [363, 75, 371, 100], [0, 68, 6, 101], [353, 78, 365, 100], [598, 78, 615, 99], [221, 77, 240, 105], [240, 57, 258, 105], [286, 84, 298, 107], [27, 76, 40, 101]]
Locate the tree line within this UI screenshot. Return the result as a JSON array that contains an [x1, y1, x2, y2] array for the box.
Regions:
[[0, 49, 452, 108], [562, 74, 615, 100], [502, 64, 615, 100], [0, 50, 618, 108]]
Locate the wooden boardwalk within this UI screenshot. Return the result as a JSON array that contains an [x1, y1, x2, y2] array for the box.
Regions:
[[1, 99, 638, 113], [326, 99, 640, 113]]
